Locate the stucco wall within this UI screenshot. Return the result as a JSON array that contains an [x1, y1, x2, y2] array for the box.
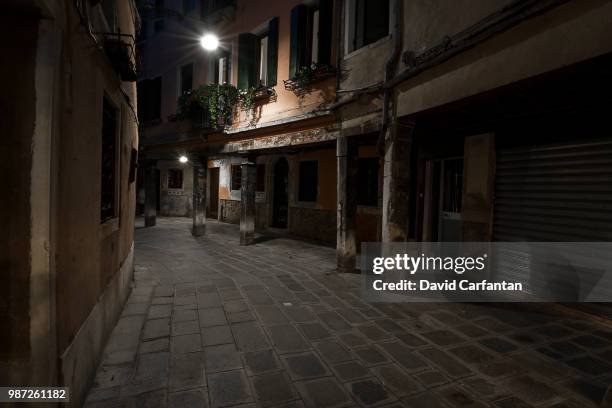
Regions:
[[158, 160, 193, 217]]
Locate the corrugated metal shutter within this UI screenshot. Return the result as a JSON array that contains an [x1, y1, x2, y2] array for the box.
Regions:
[[494, 140, 612, 242]]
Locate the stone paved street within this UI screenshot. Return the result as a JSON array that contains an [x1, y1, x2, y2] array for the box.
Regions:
[[84, 218, 612, 407]]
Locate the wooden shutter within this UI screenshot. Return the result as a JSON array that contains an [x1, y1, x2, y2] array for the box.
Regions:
[[267, 17, 279, 86], [238, 33, 257, 89], [317, 0, 333, 65], [289, 4, 308, 79]]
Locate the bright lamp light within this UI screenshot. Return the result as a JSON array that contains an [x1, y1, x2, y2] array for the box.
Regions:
[[179, 156, 189, 163], [200, 33, 219, 51]]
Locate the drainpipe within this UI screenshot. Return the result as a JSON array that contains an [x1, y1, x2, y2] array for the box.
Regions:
[[378, 0, 403, 155]]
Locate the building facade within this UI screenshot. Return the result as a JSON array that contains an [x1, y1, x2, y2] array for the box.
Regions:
[[137, 0, 612, 274], [1, 1, 139, 405]]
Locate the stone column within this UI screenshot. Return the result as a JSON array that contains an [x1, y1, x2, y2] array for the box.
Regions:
[[381, 121, 413, 242], [192, 157, 207, 236], [144, 160, 157, 227], [337, 136, 358, 273], [240, 156, 257, 245]]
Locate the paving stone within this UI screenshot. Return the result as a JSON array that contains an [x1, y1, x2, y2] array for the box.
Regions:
[[228, 310, 256, 323], [454, 323, 488, 338], [562, 377, 609, 405], [120, 377, 167, 398], [354, 346, 389, 366], [503, 375, 561, 405], [171, 334, 202, 354], [472, 317, 514, 333], [123, 303, 150, 317], [208, 370, 253, 408], [93, 365, 133, 389], [172, 309, 197, 323], [168, 389, 208, 408], [104, 348, 137, 365], [223, 300, 250, 313], [438, 385, 487, 407], [315, 341, 352, 363], [421, 329, 465, 346], [243, 349, 279, 375], [197, 293, 222, 309], [402, 392, 449, 408], [318, 311, 352, 332], [220, 289, 243, 301], [198, 308, 227, 327], [148, 305, 172, 319], [106, 332, 141, 351], [462, 377, 498, 397], [534, 324, 574, 338], [114, 315, 146, 334], [205, 344, 243, 372], [479, 337, 519, 354], [169, 352, 205, 391], [414, 370, 448, 388], [356, 324, 393, 341], [378, 342, 428, 372], [256, 306, 290, 325], [268, 325, 309, 354], [252, 371, 295, 406], [338, 333, 368, 348], [348, 378, 397, 406], [336, 308, 367, 324], [330, 361, 369, 381], [373, 319, 405, 333], [571, 334, 609, 349], [418, 348, 471, 378], [371, 364, 422, 397], [140, 338, 170, 354], [174, 295, 197, 306], [493, 396, 532, 408], [284, 306, 317, 322], [152, 297, 173, 305], [296, 378, 353, 408], [232, 322, 270, 351], [298, 322, 332, 341], [282, 352, 329, 380], [395, 333, 427, 347], [565, 356, 612, 375], [449, 345, 496, 365], [549, 341, 584, 356], [296, 292, 319, 303], [143, 319, 170, 340], [202, 325, 234, 346], [172, 320, 200, 336], [245, 290, 274, 305], [135, 352, 169, 382]]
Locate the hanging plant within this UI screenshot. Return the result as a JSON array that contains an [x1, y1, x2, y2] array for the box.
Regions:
[[177, 83, 265, 129]]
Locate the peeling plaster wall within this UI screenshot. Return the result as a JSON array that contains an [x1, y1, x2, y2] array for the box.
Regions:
[[157, 160, 193, 217]]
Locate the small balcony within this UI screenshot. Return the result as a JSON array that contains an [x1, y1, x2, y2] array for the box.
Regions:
[[99, 32, 139, 82], [283, 64, 336, 95]]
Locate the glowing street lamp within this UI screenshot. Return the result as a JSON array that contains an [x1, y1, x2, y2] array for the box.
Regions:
[[200, 33, 219, 51], [179, 155, 189, 163]]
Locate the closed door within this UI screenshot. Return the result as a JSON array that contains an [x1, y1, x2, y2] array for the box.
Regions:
[[209, 168, 219, 218], [272, 158, 289, 228]]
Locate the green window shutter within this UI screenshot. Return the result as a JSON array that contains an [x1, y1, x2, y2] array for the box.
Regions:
[[289, 4, 307, 79], [238, 33, 257, 89], [317, 0, 333, 66], [267, 17, 279, 86]]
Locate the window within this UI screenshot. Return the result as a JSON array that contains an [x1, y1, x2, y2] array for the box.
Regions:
[[256, 164, 265, 192], [258, 34, 268, 86], [179, 63, 193, 95], [357, 158, 379, 206], [298, 160, 318, 202], [101, 97, 118, 222], [183, 0, 196, 14], [231, 165, 242, 191], [215, 54, 230, 84], [237, 18, 279, 88], [167, 168, 184, 189], [346, 0, 390, 53], [136, 76, 162, 123], [289, 1, 333, 78]]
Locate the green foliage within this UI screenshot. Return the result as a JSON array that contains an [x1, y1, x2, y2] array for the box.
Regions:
[[178, 83, 261, 128]]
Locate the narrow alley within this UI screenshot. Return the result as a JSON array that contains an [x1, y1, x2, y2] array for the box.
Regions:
[[84, 219, 612, 408]]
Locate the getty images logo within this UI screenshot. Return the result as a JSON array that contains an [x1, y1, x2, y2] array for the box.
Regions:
[[372, 253, 488, 275]]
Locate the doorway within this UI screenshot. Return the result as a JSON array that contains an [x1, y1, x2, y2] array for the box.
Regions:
[[424, 158, 463, 241], [209, 168, 219, 219], [272, 158, 289, 228]]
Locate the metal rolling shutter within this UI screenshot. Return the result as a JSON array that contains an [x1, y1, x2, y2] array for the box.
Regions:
[[494, 140, 612, 242]]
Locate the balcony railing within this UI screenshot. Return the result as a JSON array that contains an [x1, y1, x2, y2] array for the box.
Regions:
[[98, 32, 139, 82], [283, 64, 336, 95]]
